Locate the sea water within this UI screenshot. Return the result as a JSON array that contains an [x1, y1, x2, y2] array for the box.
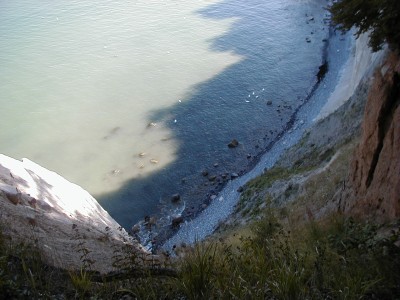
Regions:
[[0, 0, 337, 230]]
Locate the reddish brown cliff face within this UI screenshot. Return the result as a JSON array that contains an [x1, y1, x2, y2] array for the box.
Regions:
[[342, 52, 400, 221]]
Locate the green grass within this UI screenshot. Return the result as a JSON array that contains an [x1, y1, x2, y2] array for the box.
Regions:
[[236, 166, 314, 215], [175, 210, 400, 299], [1, 211, 399, 299], [0, 229, 70, 299]]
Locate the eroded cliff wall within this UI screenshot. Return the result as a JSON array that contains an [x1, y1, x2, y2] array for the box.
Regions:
[[341, 52, 400, 220]]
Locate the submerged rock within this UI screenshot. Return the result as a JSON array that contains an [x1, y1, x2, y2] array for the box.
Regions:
[[228, 139, 239, 148], [208, 175, 217, 182], [171, 193, 181, 203], [147, 122, 157, 128], [132, 224, 140, 234], [103, 126, 121, 139]]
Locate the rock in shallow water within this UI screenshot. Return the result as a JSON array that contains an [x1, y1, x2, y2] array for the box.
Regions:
[[208, 175, 217, 181], [171, 193, 181, 203], [132, 224, 140, 234], [228, 139, 239, 148]]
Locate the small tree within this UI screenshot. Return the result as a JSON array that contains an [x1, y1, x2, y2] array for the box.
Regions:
[[329, 0, 400, 52]]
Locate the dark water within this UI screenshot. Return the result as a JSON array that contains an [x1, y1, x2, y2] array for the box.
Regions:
[[98, 0, 335, 234]]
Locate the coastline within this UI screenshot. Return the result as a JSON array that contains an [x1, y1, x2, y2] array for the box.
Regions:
[[316, 32, 386, 121], [97, 0, 336, 237], [161, 29, 385, 252], [136, 25, 338, 251]]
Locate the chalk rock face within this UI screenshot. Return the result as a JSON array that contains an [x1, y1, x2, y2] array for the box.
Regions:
[[0, 154, 148, 273], [342, 52, 400, 221]]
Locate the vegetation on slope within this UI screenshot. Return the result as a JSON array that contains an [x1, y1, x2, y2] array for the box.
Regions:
[[1, 209, 400, 299], [330, 0, 400, 52]]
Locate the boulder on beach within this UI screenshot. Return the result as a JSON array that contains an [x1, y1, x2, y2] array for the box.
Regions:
[[172, 216, 184, 227], [231, 172, 239, 179], [317, 62, 328, 82]]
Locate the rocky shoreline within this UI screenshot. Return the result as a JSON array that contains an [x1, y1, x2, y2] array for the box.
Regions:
[[136, 71, 328, 251], [160, 31, 386, 253], [134, 26, 358, 252]]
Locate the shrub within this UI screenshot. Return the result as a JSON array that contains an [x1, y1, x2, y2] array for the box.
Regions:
[[330, 0, 400, 52]]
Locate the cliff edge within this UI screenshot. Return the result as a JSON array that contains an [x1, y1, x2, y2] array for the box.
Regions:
[[340, 52, 400, 220], [0, 154, 149, 274]]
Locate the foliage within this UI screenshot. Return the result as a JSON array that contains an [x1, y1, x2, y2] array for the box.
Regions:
[[329, 0, 400, 52], [177, 243, 220, 299], [1, 212, 399, 299], [0, 229, 70, 299], [69, 268, 92, 299], [236, 165, 315, 215], [174, 212, 400, 299]]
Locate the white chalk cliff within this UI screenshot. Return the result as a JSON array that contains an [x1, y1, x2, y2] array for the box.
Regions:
[[0, 154, 148, 273], [316, 32, 386, 120]]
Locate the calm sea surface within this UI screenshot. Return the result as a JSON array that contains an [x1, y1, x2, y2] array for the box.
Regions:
[[0, 0, 333, 229]]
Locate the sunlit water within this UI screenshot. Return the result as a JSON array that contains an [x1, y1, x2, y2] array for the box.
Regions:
[[0, 0, 339, 231]]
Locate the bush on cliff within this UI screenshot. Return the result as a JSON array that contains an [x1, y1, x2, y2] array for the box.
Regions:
[[330, 0, 400, 52], [175, 213, 400, 299], [1, 213, 400, 299]]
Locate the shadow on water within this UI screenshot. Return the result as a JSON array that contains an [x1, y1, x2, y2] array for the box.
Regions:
[[97, 0, 328, 231]]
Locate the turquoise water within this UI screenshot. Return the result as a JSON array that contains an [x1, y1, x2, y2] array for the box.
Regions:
[[0, 0, 240, 193], [0, 0, 334, 229]]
